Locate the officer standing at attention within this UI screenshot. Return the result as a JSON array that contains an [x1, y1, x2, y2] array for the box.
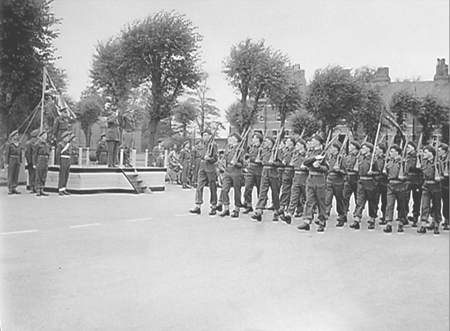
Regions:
[[25, 129, 40, 193], [278, 137, 296, 217], [153, 138, 165, 167], [297, 134, 328, 232], [33, 131, 51, 197], [405, 141, 422, 228], [106, 114, 120, 168], [437, 143, 449, 230], [325, 140, 346, 226], [179, 141, 192, 189], [383, 144, 407, 233], [189, 129, 219, 215], [52, 108, 70, 145], [56, 131, 74, 196], [341, 140, 360, 226], [5, 129, 22, 195], [242, 132, 264, 214]]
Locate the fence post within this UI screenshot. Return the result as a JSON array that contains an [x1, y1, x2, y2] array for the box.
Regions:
[[78, 147, 83, 166], [144, 149, 148, 167], [119, 149, 124, 167]]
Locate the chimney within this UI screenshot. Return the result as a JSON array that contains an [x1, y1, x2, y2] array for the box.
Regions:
[[373, 67, 391, 85], [434, 58, 449, 82]]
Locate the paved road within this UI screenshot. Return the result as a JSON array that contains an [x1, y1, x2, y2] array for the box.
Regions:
[[0, 185, 448, 331]]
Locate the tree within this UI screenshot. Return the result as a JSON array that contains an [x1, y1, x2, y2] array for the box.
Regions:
[[172, 100, 197, 139], [226, 101, 257, 133], [306, 65, 362, 134], [289, 109, 321, 138], [74, 95, 103, 147], [416, 95, 449, 144], [389, 91, 421, 127], [119, 11, 203, 149], [353, 85, 384, 142], [0, 0, 60, 165], [223, 38, 290, 130]]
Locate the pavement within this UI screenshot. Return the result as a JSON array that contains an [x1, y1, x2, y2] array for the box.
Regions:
[[0, 184, 448, 331]]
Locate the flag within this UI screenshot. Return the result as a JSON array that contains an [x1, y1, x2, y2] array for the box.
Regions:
[[43, 67, 76, 119], [380, 107, 405, 138]]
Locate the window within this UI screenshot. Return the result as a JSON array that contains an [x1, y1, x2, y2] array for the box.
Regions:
[[276, 113, 281, 122], [259, 115, 264, 122], [272, 129, 278, 137], [284, 130, 290, 137]]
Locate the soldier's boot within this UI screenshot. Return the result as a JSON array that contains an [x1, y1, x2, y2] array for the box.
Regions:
[[411, 216, 419, 228], [272, 212, 279, 223], [368, 217, 376, 230], [8, 189, 13, 195], [31, 186, 37, 194], [36, 189, 42, 197], [350, 220, 360, 230], [383, 224, 392, 233], [297, 221, 310, 231], [417, 226, 427, 234], [230, 210, 239, 218], [41, 189, 49, 197], [434, 224, 440, 235], [379, 217, 387, 226], [251, 213, 262, 222], [317, 221, 326, 233], [443, 219, 449, 231], [397, 223, 404, 233]]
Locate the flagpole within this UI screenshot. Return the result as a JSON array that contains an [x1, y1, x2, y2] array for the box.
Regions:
[[40, 67, 46, 132], [369, 118, 382, 172]]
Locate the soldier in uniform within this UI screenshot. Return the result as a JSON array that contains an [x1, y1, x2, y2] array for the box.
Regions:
[[297, 134, 328, 232], [251, 136, 282, 222], [375, 143, 388, 225], [218, 133, 244, 218], [180, 141, 192, 189], [278, 137, 296, 217], [52, 108, 70, 145], [25, 129, 40, 193], [33, 131, 51, 197], [106, 114, 120, 167], [405, 141, 422, 228], [350, 142, 380, 230], [96, 133, 108, 165], [189, 129, 219, 215], [437, 143, 449, 230], [341, 140, 360, 226], [5, 130, 22, 195], [280, 138, 307, 225], [153, 138, 165, 167], [417, 145, 443, 235], [242, 132, 263, 214], [55, 131, 74, 196], [325, 140, 346, 226], [191, 139, 203, 187], [383, 144, 407, 233]]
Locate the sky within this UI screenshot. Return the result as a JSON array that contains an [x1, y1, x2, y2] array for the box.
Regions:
[[51, 0, 449, 113]]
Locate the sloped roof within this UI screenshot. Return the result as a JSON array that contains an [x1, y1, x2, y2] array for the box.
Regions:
[[378, 81, 450, 106]]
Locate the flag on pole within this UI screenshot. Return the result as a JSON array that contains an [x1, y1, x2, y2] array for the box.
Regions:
[[380, 106, 405, 140], [43, 67, 76, 119]]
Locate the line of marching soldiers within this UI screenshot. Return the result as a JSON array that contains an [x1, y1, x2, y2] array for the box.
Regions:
[[188, 128, 449, 235], [4, 127, 76, 197]]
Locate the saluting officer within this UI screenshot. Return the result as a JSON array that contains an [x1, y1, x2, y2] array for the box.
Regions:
[[5, 130, 22, 195], [405, 141, 422, 227], [33, 131, 51, 197], [341, 140, 360, 226], [189, 129, 219, 215], [52, 108, 70, 145], [56, 131, 74, 196], [218, 132, 244, 218], [350, 142, 380, 230], [437, 143, 449, 230], [383, 144, 407, 233], [251, 136, 282, 222], [242, 132, 263, 214], [297, 134, 328, 232], [280, 138, 307, 225], [25, 129, 40, 193], [279, 137, 296, 216], [417, 145, 443, 235], [325, 140, 346, 226]]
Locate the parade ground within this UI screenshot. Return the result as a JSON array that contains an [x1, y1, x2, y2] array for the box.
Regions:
[[0, 185, 448, 331]]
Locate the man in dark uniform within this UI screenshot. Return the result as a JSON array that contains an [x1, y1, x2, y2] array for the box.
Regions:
[[52, 108, 70, 145], [180, 140, 192, 189], [280, 138, 307, 225], [25, 129, 40, 193], [405, 141, 422, 227], [437, 143, 449, 230], [189, 129, 219, 215], [341, 140, 360, 226], [375, 143, 388, 225], [191, 139, 203, 187], [350, 142, 380, 230], [383, 144, 407, 233], [218, 133, 244, 218], [96, 133, 108, 165], [325, 140, 346, 226], [297, 134, 328, 232], [242, 132, 263, 214], [56, 131, 74, 196], [417, 145, 443, 235], [5, 130, 22, 195], [106, 114, 120, 167], [33, 131, 51, 197], [153, 138, 165, 167], [279, 137, 296, 217], [251, 135, 282, 222]]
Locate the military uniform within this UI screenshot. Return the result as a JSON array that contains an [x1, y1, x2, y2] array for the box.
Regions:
[[325, 144, 346, 224], [25, 129, 40, 193], [191, 141, 203, 186], [33, 134, 51, 196], [243, 142, 263, 213], [279, 143, 295, 212], [383, 148, 407, 233], [375, 151, 387, 222], [439, 149, 449, 229], [106, 115, 120, 167], [342, 143, 359, 223], [55, 132, 73, 195], [180, 143, 191, 188], [153, 143, 165, 167], [405, 148, 422, 226], [52, 115, 70, 144], [96, 137, 108, 165], [5, 131, 22, 194]]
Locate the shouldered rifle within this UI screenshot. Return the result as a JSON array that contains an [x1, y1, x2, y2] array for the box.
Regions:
[[334, 134, 349, 170], [207, 125, 219, 157], [269, 126, 285, 163], [415, 133, 423, 169], [434, 146, 442, 181], [231, 127, 251, 164], [353, 135, 368, 172], [398, 137, 410, 180], [382, 134, 397, 174]]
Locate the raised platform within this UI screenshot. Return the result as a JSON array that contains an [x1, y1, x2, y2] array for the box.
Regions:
[[41, 166, 166, 194]]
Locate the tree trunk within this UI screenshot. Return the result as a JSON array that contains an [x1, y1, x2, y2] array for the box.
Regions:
[[148, 118, 159, 150], [0, 111, 8, 169], [87, 126, 92, 148]]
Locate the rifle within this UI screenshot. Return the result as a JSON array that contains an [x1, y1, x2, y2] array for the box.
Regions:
[[353, 135, 368, 172], [434, 146, 441, 181], [398, 137, 409, 180], [207, 125, 219, 157], [269, 126, 285, 163], [415, 133, 423, 169], [334, 134, 349, 171], [231, 127, 251, 165], [382, 134, 397, 174], [443, 147, 449, 177]]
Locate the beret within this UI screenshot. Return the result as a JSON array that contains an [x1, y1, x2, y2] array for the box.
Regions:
[[296, 138, 306, 147], [265, 136, 276, 145], [438, 143, 448, 151], [362, 142, 374, 151], [201, 129, 211, 136], [350, 141, 361, 150], [390, 144, 402, 154], [9, 130, 19, 138], [423, 145, 436, 156], [332, 141, 342, 150], [311, 134, 324, 144], [377, 143, 386, 153], [407, 141, 417, 149], [231, 132, 242, 142]]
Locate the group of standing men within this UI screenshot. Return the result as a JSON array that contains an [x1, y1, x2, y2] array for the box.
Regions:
[[188, 128, 449, 236], [5, 108, 75, 196]]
